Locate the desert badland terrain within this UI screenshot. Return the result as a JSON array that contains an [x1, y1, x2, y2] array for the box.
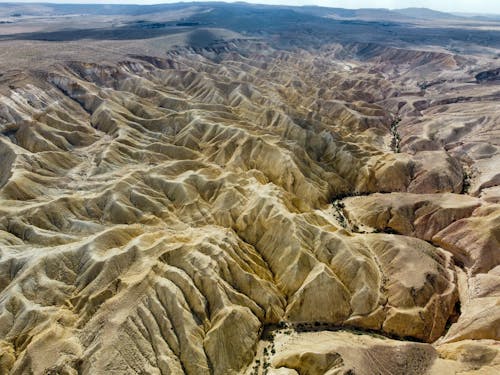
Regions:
[[0, 2, 499, 374]]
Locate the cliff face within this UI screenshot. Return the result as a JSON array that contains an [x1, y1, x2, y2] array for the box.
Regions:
[[0, 38, 498, 375]]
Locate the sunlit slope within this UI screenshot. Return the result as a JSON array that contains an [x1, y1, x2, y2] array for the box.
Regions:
[[0, 40, 498, 374]]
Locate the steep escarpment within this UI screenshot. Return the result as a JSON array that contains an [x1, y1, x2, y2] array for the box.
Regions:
[[0, 40, 498, 375]]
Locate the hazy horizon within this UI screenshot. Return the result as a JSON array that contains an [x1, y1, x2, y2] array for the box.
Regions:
[[0, 1, 500, 16]]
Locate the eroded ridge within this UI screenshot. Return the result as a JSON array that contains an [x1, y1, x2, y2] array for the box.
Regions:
[[0, 41, 498, 374]]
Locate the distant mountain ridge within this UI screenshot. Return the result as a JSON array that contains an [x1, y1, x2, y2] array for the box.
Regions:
[[299, 6, 466, 22], [393, 7, 464, 20], [0, 2, 478, 22]]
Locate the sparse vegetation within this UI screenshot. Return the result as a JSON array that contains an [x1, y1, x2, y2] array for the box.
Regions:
[[390, 117, 402, 153], [462, 170, 472, 194], [332, 199, 349, 229]]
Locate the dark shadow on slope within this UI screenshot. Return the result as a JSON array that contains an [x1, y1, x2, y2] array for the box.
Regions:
[[0, 24, 191, 42], [187, 29, 220, 48]]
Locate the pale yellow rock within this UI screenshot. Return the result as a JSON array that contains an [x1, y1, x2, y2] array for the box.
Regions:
[[258, 330, 500, 375], [0, 32, 497, 375], [436, 340, 500, 374], [433, 204, 500, 274], [344, 192, 481, 240], [0, 341, 15, 375], [443, 298, 500, 342], [284, 263, 351, 323], [204, 306, 261, 375], [363, 234, 458, 342]]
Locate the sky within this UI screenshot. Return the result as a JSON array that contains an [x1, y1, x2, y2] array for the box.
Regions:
[[1, 1, 499, 15]]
